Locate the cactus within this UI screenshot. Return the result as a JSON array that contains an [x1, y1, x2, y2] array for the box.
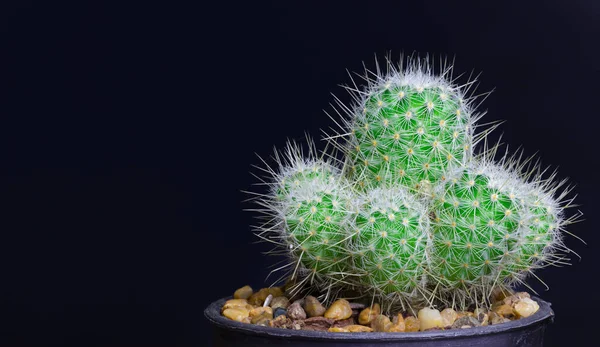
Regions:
[[428, 152, 581, 308], [248, 56, 582, 312], [250, 140, 354, 298], [328, 57, 487, 193], [349, 186, 431, 310]]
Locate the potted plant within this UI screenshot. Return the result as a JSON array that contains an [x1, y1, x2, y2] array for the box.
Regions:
[[204, 56, 581, 346]]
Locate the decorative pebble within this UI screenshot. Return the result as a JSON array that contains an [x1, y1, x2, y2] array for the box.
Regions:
[[332, 317, 356, 328], [493, 304, 515, 318], [404, 316, 420, 332], [489, 312, 506, 325], [473, 308, 489, 326], [328, 327, 350, 332], [304, 295, 326, 317], [223, 308, 250, 323], [287, 302, 307, 320], [324, 299, 353, 320], [370, 314, 392, 332], [222, 299, 250, 311], [440, 308, 458, 327], [249, 306, 273, 319], [513, 298, 539, 318], [417, 307, 444, 331], [302, 316, 335, 331], [273, 307, 287, 319], [270, 296, 290, 310], [233, 285, 253, 300], [251, 311, 272, 325], [388, 314, 405, 332], [248, 287, 284, 306], [358, 303, 381, 325], [347, 324, 373, 332], [451, 316, 480, 329]]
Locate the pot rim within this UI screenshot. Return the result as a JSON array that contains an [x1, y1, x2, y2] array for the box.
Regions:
[[204, 296, 554, 341]]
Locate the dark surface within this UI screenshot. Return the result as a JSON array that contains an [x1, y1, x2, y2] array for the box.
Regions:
[[205, 296, 553, 346], [3, 0, 599, 346]]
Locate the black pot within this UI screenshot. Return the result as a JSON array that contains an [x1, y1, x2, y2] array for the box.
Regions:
[[204, 296, 554, 347]]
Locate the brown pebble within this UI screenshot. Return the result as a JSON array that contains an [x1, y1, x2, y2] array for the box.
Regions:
[[358, 303, 381, 325], [287, 302, 307, 320], [251, 311, 273, 325], [493, 304, 515, 318], [269, 315, 293, 329], [404, 316, 420, 332], [349, 302, 366, 310], [328, 327, 350, 332], [513, 298, 539, 318], [452, 316, 480, 329], [302, 316, 335, 331], [324, 299, 353, 320], [332, 317, 356, 328], [270, 296, 290, 310], [347, 325, 373, 332], [304, 295, 326, 317], [222, 299, 249, 312], [440, 308, 458, 327], [233, 285, 253, 300], [489, 312, 506, 325], [248, 287, 284, 306], [388, 314, 405, 332], [249, 306, 273, 318], [370, 314, 392, 332], [223, 308, 250, 322]]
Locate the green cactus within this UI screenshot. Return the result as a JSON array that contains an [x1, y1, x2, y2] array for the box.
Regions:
[[334, 59, 483, 193], [349, 186, 430, 309], [252, 140, 354, 296]]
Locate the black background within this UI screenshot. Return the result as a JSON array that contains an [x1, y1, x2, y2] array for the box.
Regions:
[[3, 1, 599, 346]]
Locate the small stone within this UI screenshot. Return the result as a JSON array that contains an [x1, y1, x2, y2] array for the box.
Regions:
[[251, 311, 273, 324], [451, 316, 481, 329], [489, 312, 506, 325], [332, 317, 356, 328], [388, 314, 405, 332], [223, 308, 250, 322], [254, 317, 270, 326], [287, 302, 307, 320], [491, 287, 513, 303], [324, 299, 353, 320], [513, 298, 539, 318], [346, 324, 373, 332], [248, 287, 284, 306], [440, 308, 458, 327], [493, 304, 515, 318], [233, 285, 253, 300], [358, 303, 381, 325], [269, 315, 293, 329], [418, 307, 444, 331], [302, 316, 335, 331], [222, 299, 249, 311], [473, 308, 489, 326], [270, 296, 290, 310], [304, 295, 326, 317], [349, 302, 366, 310], [461, 325, 472, 329], [404, 316, 420, 332], [370, 314, 392, 332], [328, 327, 350, 332], [249, 306, 273, 319], [273, 307, 287, 319]]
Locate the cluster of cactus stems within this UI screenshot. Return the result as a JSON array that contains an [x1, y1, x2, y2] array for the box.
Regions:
[[249, 56, 582, 312]]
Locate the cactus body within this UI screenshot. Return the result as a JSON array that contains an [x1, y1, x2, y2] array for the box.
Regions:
[[350, 187, 430, 307], [429, 162, 526, 304], [343, 63, 477, 192]]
